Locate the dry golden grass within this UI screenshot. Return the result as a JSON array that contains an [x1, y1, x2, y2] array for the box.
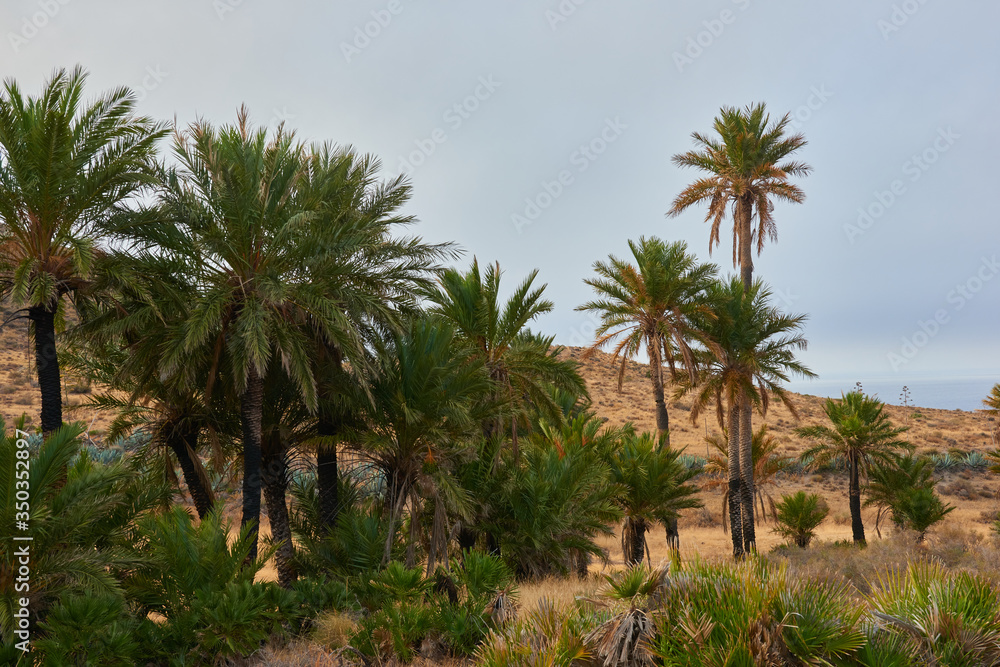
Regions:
[[516, 575, 600, 615]]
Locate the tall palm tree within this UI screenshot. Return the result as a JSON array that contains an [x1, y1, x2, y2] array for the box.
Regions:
[[147, 111, 361, 561], [796, 391, 912, 545], [577, 237, 717, 441], [0, 67, 167, 434], [427, 259, 585, 461], [667, 102, 810, 294], [683, 277, 814, 557]]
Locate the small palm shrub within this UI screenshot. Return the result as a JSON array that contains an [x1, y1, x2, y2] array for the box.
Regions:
[[351, 552, 518, 662], [489, 439, 620, 579], [476, 598, 604, 667], [869, 561, 1000, 665], [893, 486, 954, 542], [289, 473, 402, 579], [33, 594, 141, 666], [0, 419, 170, 651], [864, 454, 935, 537], [584, 565, 666, 667], [773, 491, 829, 548], [647, 559, 865, 665], [125, 506, 298, 664]]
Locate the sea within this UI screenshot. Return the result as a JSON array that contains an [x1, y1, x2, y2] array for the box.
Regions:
[[785, 374, 999, 412]]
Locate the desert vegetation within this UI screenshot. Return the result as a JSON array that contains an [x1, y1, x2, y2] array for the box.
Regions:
[[2, 70, 1000, 666]]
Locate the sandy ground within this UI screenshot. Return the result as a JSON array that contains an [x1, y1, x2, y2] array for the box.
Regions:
[[1, 311, 997, 571]]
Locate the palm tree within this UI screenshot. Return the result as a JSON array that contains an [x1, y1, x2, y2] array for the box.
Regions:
[[147, 111, 363, 561], [0, 67, 167, 434], [669, 104, 809, 555], [667, 102, 810, 294], [66, 260, 229, 520], [796, 391, 913, 545], [982, 383, 1000, 449], [357, 316, 492, 568], [703, 423, 793, 533], [864, 454, 935, 538], [577, 237, 717, 441], [427, 259, 585, 461], [297, 144, 452, 536], [608, 432, 701, 566], [683, 277, 814, 557]]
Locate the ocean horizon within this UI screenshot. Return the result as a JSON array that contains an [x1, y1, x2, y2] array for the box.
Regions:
[[786, 374, 999, 412]]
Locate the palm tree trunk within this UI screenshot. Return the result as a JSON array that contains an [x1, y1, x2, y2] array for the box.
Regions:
[[241, 365, 265, 563], [727, 401, 744, 559], [625, 517, 646, 567], [29, 305, 62, 436], [849, 450, 866, 544], [739, 393, 756, 553], [737, 196, 754, 293], [575, 550, 591, 578], [648, 335, 670, 443], [166, 422, 214, 519], [316, 410, 339, 535], [262, 437, 296, 588]]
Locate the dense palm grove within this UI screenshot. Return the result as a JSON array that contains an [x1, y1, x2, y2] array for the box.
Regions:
[[3, 69, 1000, 665]]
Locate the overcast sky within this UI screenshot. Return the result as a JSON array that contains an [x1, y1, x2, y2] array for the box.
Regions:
[[4, 0, 999, 385]]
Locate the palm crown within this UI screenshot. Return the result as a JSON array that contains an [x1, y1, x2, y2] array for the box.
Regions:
[[578, 237, 716, 439], [667, 102, 810, 279]]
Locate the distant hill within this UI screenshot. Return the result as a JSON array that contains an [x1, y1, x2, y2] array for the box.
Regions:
[[0, 307, 993, 458]]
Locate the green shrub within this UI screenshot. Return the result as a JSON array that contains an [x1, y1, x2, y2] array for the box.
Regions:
[[869, 561, 1000, 665], [33, 594, 142, 666], [476, 599, 603, 667], [773, 491, 829, 548], [893, 487, 954, 541], [647, 559, 864, 666], [350, 553, 517, 662]]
